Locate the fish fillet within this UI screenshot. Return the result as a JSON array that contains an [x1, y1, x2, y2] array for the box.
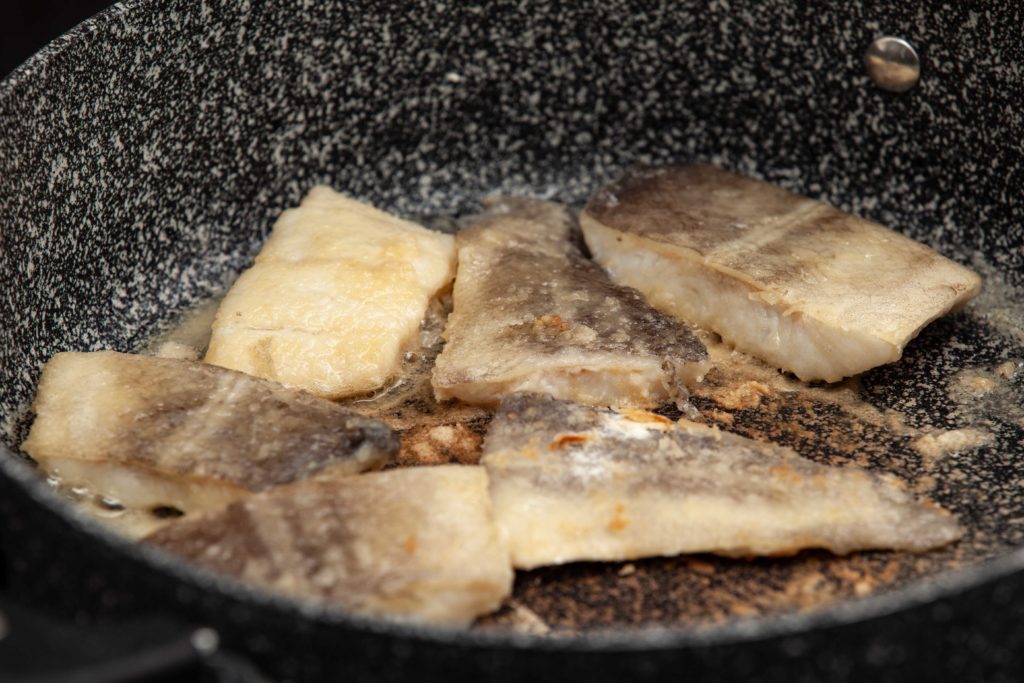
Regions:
[[206, 186, 456, 399], [482, 393, 962, 569], [145, 465, 513, 626], [432, 197, 710, 408], [581, 165, 982, 382], [22, 351, 398, 516]]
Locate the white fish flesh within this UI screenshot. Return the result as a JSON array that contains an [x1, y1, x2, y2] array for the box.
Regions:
[[22, 351, 397, 517], [482, 393, 962, 569], [432, 197, 709, 408], [146, 465, 513, 626], [206, 186, 456, 398], [581, 165, 981, 382]]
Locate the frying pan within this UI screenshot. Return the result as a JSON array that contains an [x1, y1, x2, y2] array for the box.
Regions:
[[1, 0, 1023, 680]]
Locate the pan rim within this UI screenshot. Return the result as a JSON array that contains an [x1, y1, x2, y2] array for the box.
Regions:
[[0, 0, 143, 94], [1, 0, 1021, 655], [3, 441, 1022, 651]]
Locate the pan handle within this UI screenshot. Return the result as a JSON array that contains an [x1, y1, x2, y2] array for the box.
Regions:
[[0, 597, 271, 683]]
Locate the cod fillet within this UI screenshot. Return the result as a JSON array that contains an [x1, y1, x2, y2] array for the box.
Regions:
[[581, 165, 981, 382], [432, 197, 709, 408], [482, 393, 962, 569], [22, 351, 397, 517], [206, 187, 456, 398], [146, 465, 513, 626]]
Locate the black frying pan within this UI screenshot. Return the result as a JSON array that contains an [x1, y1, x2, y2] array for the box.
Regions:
[[1, 1, 1022, 681]]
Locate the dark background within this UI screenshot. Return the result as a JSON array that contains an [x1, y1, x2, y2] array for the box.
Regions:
[[0, 0, 115, 79]]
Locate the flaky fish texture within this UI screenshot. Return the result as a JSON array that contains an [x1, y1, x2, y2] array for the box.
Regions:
[[22, 351, 397, 516], [432, 197, 709, 409], [581, 165, 981, 382], [206, 186, 456, 399], [146, 465, 513, 626], [482, 393, 962, 569]]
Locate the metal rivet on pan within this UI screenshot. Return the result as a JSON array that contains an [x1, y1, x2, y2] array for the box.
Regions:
[[191, 626, 221, 656], [865, 36, 920, 93]]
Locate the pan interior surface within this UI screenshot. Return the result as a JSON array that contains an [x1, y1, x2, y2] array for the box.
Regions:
[[0, 0, 1022, 649]]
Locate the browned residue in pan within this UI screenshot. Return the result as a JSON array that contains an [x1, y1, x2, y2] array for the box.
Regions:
[[341, 296, 491, 467]]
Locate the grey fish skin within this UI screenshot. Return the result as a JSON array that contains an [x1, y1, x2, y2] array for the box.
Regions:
[[581, 164, 982, 382], [432, 197, 710, 409], [145, 465, 513, 626], [22, 351, 398, 517], [482, 393, 962, 569]]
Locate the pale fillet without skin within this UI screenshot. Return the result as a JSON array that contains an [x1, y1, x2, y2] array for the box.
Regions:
[[22, 352, 398, 516], [146, 465, 513, 626], [482, 393, 962, 569], [206, 186, 456, 399], [581, 165, 982, 382], [431, 197, 710, 409]]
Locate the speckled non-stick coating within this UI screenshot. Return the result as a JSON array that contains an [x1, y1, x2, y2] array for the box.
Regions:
[[1, 1, 1023, 681]]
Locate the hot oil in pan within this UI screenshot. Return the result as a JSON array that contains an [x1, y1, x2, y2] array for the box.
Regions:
[[48, 299, 229, 539], [345, 295, 493, 467], [91, 243, 1024, 635]]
